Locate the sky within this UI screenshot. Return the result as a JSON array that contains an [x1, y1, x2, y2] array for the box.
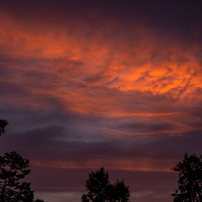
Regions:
[[0, 0, 202, 201]]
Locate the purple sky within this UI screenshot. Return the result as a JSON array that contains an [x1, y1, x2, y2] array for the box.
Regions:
[[0, 0, 202, 201]]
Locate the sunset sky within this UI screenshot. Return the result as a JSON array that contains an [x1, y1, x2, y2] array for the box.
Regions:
[[0, 0, 202, 202]]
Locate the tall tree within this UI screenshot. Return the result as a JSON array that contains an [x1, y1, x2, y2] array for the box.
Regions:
[[0, 119, 44, 202], [81, 167, 131, 202], [172, 152, 202, 202]]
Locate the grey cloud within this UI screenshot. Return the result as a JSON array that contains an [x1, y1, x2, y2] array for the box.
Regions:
[[114, 121, 177, 134], [1, 122, 202, 165]]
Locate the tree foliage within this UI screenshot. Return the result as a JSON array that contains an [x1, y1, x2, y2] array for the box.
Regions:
[[172, 152, 202, 202], [81, 167, 131, 202], [0, 151, 34, 202], [0, 119, 8, 136]]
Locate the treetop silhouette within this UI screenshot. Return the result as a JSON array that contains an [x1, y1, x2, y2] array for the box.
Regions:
[[81, 167, 131, 202], [0, 151, 34, 202], [172, 152, 202, 202]]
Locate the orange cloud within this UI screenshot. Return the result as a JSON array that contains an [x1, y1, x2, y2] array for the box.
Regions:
[[0, 11, 201, 139], [1, 12, 201, 99]]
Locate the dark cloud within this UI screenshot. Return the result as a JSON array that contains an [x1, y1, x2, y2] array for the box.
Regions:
[[1, 0, 202, 43], [1, 122, 202, 169], [114, 121, 177, 134]]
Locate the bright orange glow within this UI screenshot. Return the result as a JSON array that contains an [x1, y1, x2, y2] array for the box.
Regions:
[[1, 10, 202, 173], [1, 12, 201, 103]]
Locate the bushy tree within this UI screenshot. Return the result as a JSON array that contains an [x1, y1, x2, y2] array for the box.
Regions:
[[172, 152, 202, 202], [0, 151, 33, 202], [81, 167, 131, 202], [113, 180, 131, 202]]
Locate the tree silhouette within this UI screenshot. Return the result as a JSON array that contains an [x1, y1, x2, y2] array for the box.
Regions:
[[81, 167, 131, 202], [172, 152, 202, 202], [0, 120, 44, 202], [0, 119, 8, 136], [0, 151, 34, 202], [113, 180, 131, 202]]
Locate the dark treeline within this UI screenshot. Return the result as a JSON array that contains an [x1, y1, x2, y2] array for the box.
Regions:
[[1, 119, 202, 202]]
